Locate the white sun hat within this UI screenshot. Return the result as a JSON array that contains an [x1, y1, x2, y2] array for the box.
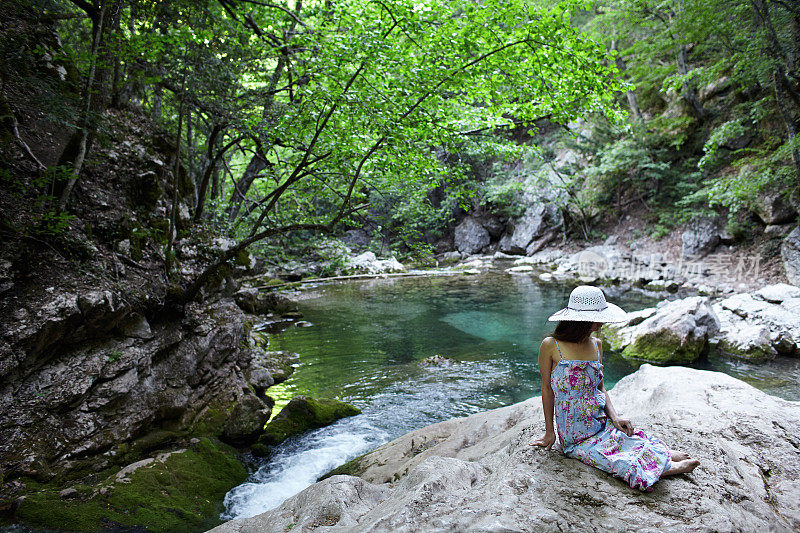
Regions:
[[547, 285, 628, 322]]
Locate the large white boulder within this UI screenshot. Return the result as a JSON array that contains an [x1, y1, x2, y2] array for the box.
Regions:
[[348, 252, 405, 275], [209, 365, 800, 533]]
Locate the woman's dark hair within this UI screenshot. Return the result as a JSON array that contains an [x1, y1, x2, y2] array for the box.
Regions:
[[550, 321, 594, 343]]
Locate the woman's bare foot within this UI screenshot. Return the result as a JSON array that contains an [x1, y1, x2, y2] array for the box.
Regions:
[[663, 458, 700, 476], [670, 450, 690, 461]]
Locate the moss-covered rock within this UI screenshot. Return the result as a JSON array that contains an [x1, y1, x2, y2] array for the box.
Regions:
[[621, 329, 705, 364], [258, 396, 361, 446], [13, 437, 247, 533], [600, 297, 718, 364], [316, 453, 368, 482]]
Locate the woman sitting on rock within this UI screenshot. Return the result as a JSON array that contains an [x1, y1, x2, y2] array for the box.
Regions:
[[531, 285, 700, 491]]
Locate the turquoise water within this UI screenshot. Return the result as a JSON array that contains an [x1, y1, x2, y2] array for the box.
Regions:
[[222, 272, 800, 519]]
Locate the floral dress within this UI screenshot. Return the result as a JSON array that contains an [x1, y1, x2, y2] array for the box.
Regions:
[[550, 338, 671, 491]]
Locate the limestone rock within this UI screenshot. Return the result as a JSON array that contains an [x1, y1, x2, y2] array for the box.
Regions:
[[248, 350, 298, 390], [221, 394, 272, 444], [454, 217, 490, 255], [754, 283, 800, 303], [600, 297, 719, 363], [116, 312, 153, 339], [257, 396, 361, 446], [348, 252, 405, 274], [755, 188, 797, 225], [436, 251, 462, 265], [0, 299, 256, 481], [260, 292, 298, 315], [681, 217, 721, 258], [710, 287, 800, 359], [498, 204, 548, 255], [782, 227, 800, 285], [209, 366, 800, 533], [234, 287, 261, 314]]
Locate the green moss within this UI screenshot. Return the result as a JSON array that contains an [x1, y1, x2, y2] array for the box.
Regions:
[[250, 443, 272, 457], [258, 396, 361, 446], [717, 340, 774, 362], [621, 330, 704, 364], [189, 402, 233, 438], [261, 278, 284, 287], [597, 326, 626, 352], [14, 438, 247, 533], [234, 248, 251, 266], [316, 454, 368, 482]]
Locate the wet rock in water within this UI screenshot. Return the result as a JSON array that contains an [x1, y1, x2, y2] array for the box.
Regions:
[[221, 394, 272, 445], [420, 354, 453, 367], [681, 217, 721, 258], [261, 292, 298, 315], [247, 350, 298, 391], [454, 217, 490, 255], [257, 396, 361, 446], [600, 296, 718, 363], [209, 366, 800, 533], [436, 251, 462, 265], [782, 227, 800, 285], [505, 265, 534, 274]]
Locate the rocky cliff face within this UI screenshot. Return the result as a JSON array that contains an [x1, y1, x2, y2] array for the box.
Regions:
[[209, 365, 800, 532]]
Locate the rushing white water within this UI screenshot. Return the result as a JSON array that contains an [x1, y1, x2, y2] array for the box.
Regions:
[[221, 359, 516, 520], [220, 419, 385, 519]]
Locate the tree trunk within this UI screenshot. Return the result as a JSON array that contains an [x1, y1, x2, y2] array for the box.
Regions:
[[152, 83, 162, 120], [166, 69, 187, 275], [58, 4, 108, 211], [225, 152, 267, 221], [676, 44, 707, 119], [225, 1, 303, 222], [611, 39, 642, 121], [752, 0, 800, 181]]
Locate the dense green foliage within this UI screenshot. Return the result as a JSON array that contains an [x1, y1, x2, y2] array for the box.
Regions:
[[7, 0, 624, 281], [5, 0, 797, 276], [472, 0, 799, 240]]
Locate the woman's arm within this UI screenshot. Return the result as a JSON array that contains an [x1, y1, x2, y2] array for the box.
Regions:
[[531, 338, 556, 449], [596, 338, 634, 436]]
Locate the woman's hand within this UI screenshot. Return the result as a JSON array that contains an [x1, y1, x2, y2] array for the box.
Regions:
[[612, 417, 634, 437], [531, 431, 556, 450]]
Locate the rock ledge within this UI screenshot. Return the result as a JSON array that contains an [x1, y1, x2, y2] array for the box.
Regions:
[[210, 365, 800, 532]]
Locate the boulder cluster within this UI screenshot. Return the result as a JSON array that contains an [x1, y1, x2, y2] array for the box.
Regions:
[[600, 283, 800, 363]]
